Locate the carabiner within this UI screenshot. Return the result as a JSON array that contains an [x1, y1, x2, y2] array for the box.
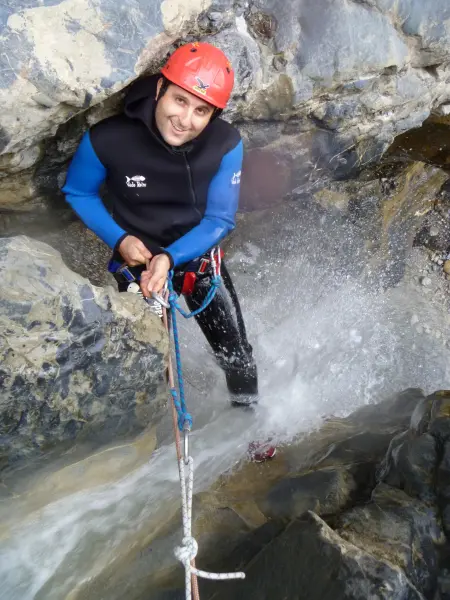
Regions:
[[211, 246, 222, 278], [151, 291, 170, 308]]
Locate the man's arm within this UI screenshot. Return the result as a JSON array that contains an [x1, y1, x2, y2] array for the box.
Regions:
[[62, 131, 127, 249], [165, 140, 244, 268]]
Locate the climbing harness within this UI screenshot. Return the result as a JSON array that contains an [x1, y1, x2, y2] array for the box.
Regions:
[[153, 247, 245, 600], [167, 247, 223, 320]]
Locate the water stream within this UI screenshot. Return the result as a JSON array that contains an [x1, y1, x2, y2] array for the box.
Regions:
[[2, 199, 450, 599]]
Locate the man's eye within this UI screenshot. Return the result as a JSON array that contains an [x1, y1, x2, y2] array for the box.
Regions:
[[176, 97, 185, 104]]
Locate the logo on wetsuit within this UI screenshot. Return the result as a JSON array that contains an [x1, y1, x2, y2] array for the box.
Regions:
[[126, 175, 147, 188], [231, 171, 241, 185]]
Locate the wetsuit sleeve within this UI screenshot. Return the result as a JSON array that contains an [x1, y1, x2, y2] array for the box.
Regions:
[[62, 131, 127, 249], [165, 140, 243, 268]]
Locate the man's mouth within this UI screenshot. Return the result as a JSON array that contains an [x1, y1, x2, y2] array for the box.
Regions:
[[170, 120, 187, 134]]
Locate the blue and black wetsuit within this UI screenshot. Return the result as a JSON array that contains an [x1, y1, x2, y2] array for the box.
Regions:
[[62, 75, 257, 398]]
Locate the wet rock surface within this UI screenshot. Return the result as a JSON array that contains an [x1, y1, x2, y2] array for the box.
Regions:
[[208, 512, 427, 600], [0, 236, 168, 470], [139, 388, 450, 600]]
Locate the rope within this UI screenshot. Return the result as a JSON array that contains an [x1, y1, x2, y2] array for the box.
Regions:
[[174, 455, 246, 600], [155, 249, 245, 599], [168, 300, 192, 432], [166, 248, 222, 432], [168, 273, 222, 319]]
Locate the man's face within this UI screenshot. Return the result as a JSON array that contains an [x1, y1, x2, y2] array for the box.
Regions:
[[154, 79, 215, 146]]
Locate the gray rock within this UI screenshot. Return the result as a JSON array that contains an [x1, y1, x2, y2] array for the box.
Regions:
[[437, 441, 450, 537], [421, 276, 433, 287], [377, 429, 438, 503], [0, 0, 212, 156], [207, 511, 426, 600], [1, 0, 450, 238], [0, 236, 168, 468], [371, 0, 450, 65], [428, 392, 450, 442], [338, 483, 443, 598], [261, 467, 357, 519]]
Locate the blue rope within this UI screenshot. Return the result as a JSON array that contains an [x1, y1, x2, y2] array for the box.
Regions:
[[167, 269, 222, 431], [168, 272, 222, 319]]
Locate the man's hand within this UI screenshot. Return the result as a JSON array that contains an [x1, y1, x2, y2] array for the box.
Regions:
[[140, 254, 171, 296], [118, 235, 152, 266]]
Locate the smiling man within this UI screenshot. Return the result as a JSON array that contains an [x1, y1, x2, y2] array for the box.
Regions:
[[61, 42, 266, 416]]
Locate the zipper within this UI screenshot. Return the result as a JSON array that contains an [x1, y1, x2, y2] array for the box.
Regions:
[[184, 153, 202, 220]]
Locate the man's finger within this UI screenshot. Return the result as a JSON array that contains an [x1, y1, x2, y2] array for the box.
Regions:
[[136, 240, 153, 259], [148, 273, 167, 294], [140, 270, 151, 296], [129, 248, 150, 266]]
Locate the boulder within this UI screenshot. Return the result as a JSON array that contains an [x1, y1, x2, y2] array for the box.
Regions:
[[206, 512, 426, 600], [338, 484, 443, 598], [0, 236, 168, 468]]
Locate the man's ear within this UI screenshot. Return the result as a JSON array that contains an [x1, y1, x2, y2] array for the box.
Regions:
[[156, 77, 163, 100]]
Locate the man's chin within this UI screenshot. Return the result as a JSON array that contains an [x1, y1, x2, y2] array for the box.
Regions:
[[162, 132, 188, 147]]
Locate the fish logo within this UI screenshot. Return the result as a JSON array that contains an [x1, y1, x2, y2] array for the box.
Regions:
[[193, 76, 210, 96], [126, 175, 147, 188]]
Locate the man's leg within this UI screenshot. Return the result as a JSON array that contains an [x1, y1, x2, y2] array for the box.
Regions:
[[184, 260, 258, 401]]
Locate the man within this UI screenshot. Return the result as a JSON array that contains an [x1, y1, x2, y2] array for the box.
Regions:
[[62, 42, 258, 407]]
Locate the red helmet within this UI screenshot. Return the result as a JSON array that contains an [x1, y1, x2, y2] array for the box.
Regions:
[[160, 42, 234, 109]]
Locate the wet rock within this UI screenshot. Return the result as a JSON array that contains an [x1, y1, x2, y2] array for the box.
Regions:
[[377, 430, 437, 503], [0, 236, 168, 468], [197, 389, 450, 600], [437, 441, 450, 537], [429, 392, 450, 442], [4, 384, 444, 600], [261, 466, 357, 520], [36, 219, 117, 288], [206, 511, 425, 600], [338, 483, 444, 598]]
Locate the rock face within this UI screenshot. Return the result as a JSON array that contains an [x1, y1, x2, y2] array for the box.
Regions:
[[1, 0, 450, 231], [130, 388, 450, 600], [0, 236, 168, 469], [209, 512, 427, 600]]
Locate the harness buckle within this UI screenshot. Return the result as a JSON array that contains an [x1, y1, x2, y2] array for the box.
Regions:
[[119, 265, 137, 282], [197, 257, 210, 274]]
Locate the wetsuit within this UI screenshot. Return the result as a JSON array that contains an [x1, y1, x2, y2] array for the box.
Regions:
[[62, 75, 257, 397]]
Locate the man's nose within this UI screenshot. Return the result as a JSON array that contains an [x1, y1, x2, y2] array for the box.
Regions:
[[179, 107, 194, 129]]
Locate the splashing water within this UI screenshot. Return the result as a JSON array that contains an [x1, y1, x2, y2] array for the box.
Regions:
[[2, 200, 450, 599]]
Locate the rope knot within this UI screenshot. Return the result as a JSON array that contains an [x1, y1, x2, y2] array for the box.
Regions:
[[174, 536, 198, 564], [178, 411, 193, 431]]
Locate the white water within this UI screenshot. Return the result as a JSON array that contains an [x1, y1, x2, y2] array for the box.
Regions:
[[2, 201, 450, 599]]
